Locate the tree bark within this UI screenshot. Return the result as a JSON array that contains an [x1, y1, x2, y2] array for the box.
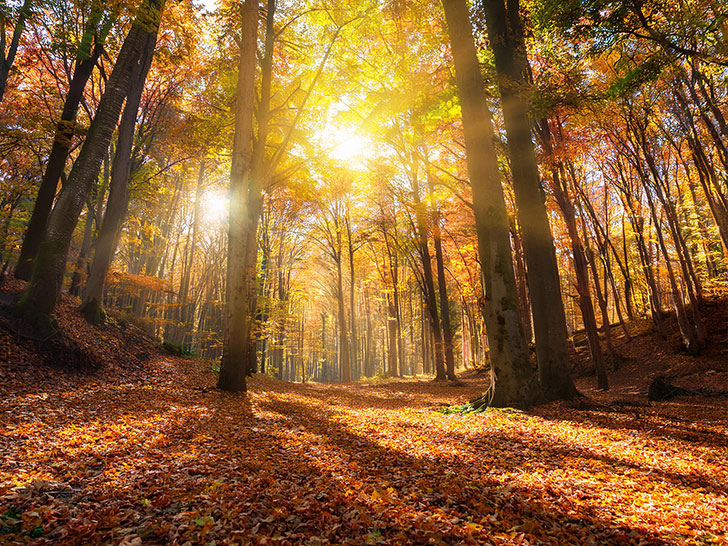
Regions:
[[80, 27, 162, 324], [441, 0, 543, 408], [410, 168, 446, 381], [218, 0, 259, 392], [482, 0, 578, 400], [425, 166, 457, 380], [17, 0, 165, 331], [345, 207, 358, 378], [336, 255, 351, 381], [545, 155, 609, 389]]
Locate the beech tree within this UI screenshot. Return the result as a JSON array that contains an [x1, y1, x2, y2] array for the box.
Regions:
[[80, 7, 159, 324], [217, 0, 259, 392], [441, 0, 543, 407], [17, 0, 165, 330], [14, 2, 115, 280]]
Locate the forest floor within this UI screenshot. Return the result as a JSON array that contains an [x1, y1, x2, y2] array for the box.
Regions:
[[1, 279, 728, 545]]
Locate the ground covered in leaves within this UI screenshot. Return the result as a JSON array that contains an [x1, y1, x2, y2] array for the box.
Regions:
[[2, 365, 727, 545], [2, 283, 728, 545]]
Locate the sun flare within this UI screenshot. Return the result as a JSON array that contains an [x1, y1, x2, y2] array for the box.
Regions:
[[331, 134, 369, 162], [201, 190, 228, 225]]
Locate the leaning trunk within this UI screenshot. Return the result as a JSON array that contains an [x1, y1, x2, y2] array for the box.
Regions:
[[15, 35, 104, 280], [80, 26, 158, 323], [17, 0, 165, 331]]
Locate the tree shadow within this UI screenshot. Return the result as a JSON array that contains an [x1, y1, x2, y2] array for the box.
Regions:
[[3, 370, 726, 544], [252, 395, 677, 544], [532, 399, 728, 450]]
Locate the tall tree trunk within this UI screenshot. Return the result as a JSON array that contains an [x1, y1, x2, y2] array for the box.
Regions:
[[364, 284, 373, 377], [14, 8, 108, 280], [218, 0, 259, 392], [345, 208, 358, 378], [420, 297, 430, 374], [546, 158, 609, 390], [441, 0, 543, 408], [336, 256, 351, 381], [509, 216, 532, 343], [426, 166, 457, 380], [17, 0, 165, 331], [80, 29, 162, 324], [387, 294, 398, 377], [482, 0, 578, 400], [642, 180, 702, 355], [410, 168, 446, 381], [238, 0, 277, 377]]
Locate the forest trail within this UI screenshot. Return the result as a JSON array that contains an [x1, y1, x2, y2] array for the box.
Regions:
[[2, 319, 728, 545]]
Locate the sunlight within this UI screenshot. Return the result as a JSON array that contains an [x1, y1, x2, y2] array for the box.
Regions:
[[331, 134, 369, 162], [314, 124, 372, 166], [195, 0, 217, 12], [201, 190, 228, 225]]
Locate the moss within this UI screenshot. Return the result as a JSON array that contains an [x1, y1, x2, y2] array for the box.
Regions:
[[162, 341, 195, 358], [15, 292, 60, 340], [438, 402, 527, 418], [79, 299, 106, 325], [499, 295, 518, 312]]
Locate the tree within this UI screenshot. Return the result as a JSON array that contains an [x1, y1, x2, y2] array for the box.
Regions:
[[17, 0, 165, 331], [15, 1, 115, 280], [481, 0, 581, 397], [538, 119, 609, 390], [440, 0, 543, 407], [80, 9, 159, 324], [217, 0, 259, 392]]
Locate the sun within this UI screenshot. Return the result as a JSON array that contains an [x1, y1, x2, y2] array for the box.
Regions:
[[315, 125, 372, 166], [201, 190, 228, 225], [331, 134, 369, 162]]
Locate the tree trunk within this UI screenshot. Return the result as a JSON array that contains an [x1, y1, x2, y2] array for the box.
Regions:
[[547, 160, 609, 390], [80, 29, 160, 324], [387, 294, 398, 377], [68, 200, 97, 297], [426, 166, 457, 380], [336, 256, 351, 381], [441, 0, 543, 408], [482, 0, 578, 401], [509, 216, 532, 343], [346, 209, 358, 378], [14, 13, 106, 280], [642, 182, 702, 355], [218, 0, 259, 392], [17, 0, 165, 331], [410, 168, 446, 381]]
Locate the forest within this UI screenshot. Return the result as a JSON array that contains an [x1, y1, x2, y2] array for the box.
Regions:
[[1, 0, 728, 544]]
